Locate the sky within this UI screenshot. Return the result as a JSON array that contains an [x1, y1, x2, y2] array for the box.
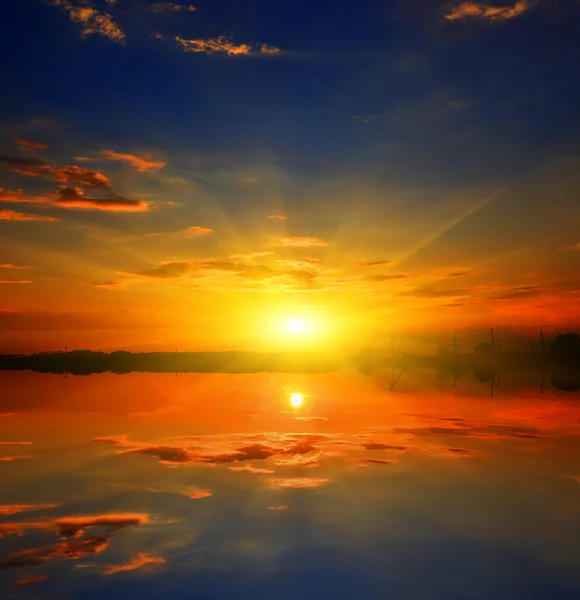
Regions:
[[1, 0, 580, 353]]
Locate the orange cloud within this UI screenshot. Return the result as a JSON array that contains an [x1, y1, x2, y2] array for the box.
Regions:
[[48, 1, 125, 43], [276, 237, 328, 248], [445, 0, 532, 21], [229, 465, 275, 474], [13, 576, 48, 588], [0, 280, 32, 284], [359, 458, 397, 465], [101, 150, 166, 171], [268, 478, 329, 488], [175, 36, 281, 56], [0, 209, 57, 222], [0, 156, 111, 189], [2, 536, 110, 568], [184, 225, 213, 237], [15, 139, 47, 150], [268, 214, 287, 220], [0, 186, 149, 212], [151, 2, 196, 11], [186, 490, 212, 499], [0, 455, 32, 461], [360, 260, 391, 267], [0, 513, 150, 538], [132, 261, 192, 279], [0, 263, 31, 269], [0, 504, 60, 517], [267, 506, 288, 510], [0, 441, 32, 445], [561, 242, 580, 251], [104, 553, 165, 575], [54, 514, 150, 538]]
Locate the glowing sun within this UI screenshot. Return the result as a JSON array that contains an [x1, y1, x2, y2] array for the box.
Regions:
[[290, 393, 304, 407], [288, 318, 307, 334]]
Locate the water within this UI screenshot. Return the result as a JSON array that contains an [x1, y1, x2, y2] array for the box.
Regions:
[[1, 370, 580, 598]]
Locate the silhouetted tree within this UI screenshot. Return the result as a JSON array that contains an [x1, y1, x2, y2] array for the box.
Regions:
[[550, 333, 580, 356]]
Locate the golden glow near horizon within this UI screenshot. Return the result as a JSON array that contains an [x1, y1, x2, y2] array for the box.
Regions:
[[290, 392, 304, 407]]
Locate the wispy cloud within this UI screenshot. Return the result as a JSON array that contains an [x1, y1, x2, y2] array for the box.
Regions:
[[276, 237, 328, 248], [175, 36, 281, 56], [266, 505, 288, 510], [360, 260, 391, 267], [0, 504, 60, 517], [560, 242, 580, 251], [132, 261, 192, 279], [104, 553, 165, 575], [0, 263, 32, 269], [13, 576, 48, 588], [101, 150, 166, 171], [445, 0, 532, 21], [0, 186, 149, 212], [0, 156, 111, 189], [268, 214, 287, 220], [47, 1, 125, 43], [15, 139, 47, 150], [151, 2, 196, 11], [268, 477, 329, 489], [0, 209, 57, 222], [183, 225, 213, 237], [186, 490, 212, 499]]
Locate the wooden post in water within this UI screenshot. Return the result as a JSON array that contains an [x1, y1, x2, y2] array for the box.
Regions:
[[490, 328, 496, 353]]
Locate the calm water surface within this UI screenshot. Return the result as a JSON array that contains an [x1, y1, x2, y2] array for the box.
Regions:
[[1, 370, 580, 598]]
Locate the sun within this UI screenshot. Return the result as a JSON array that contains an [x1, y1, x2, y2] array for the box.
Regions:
[[290, 393, 304, 407], [288, 317, 307, 334]]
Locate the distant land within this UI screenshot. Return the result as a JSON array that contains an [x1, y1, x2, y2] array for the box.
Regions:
[[0, 342, 578, 382]]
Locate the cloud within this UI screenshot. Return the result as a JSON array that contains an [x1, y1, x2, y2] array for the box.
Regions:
[[123, 445, 197, 463], [362, 443, 409, 451], [1, 536, 110, 569], [560, 242, 580, 251], [132, 261, 192, 279], [490, 285, 542, 300], [359, 458, 397, 465], [1, 186, 148, 212], [15, 139, 47, 150], [230, 252, 274, 260], [445, 0, 532, 21], [267, 506, 288, 511], [0, 441, 32, 445], [268, 214, 287, 220], [104, 553, 165, 575], [0, 264, 31, 269], [13, 576, 48, 588], [0, 156, 111, 189], [101, 150, 166, 171], [398, 287, 470, 298], [151, 2, 196, 11], [175, 36, 281, 56], [364, 274, 409, 282], [186, 490, 212, 499], [0, 513, 150, 539], [293, 416, 328, 422], [276, 237, 328, 248], [0, 504, 60, 517], [229, 465, 275, 474], [0, 455, 32, 460], [360, 260, 392, 267], [53, 186, 149, 212], [47, 1, 125, 43], [0, 209, 57, 222], [184, 225, 213, 237], [54, 514, 151, 538], [268, 478, 329, 488]]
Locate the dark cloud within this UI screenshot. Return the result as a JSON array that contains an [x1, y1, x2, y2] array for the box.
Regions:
[[132, 261, 192, 278], [365, 274, 409, 282], [359, 458, 397, 465], [0, 156, 111, 189], [360, 260, 392, 267], [362, 443, 409, 451], [54, 186, 149, 212], [123, 445, 197, 463], [1, 536, 110, 569]]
